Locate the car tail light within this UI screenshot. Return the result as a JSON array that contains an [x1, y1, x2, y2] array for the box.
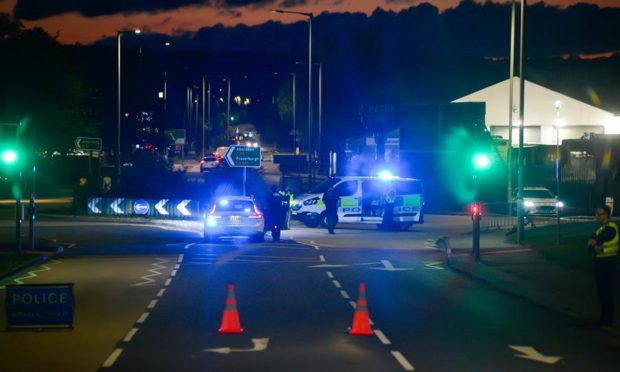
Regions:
[[248, 204, 262, 219]]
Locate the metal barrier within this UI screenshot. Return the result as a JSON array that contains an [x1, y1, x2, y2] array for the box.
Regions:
[[87, 197, 201, 219]]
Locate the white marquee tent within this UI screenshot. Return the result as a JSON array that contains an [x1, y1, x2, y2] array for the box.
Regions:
[[452, 77, 618, 145]]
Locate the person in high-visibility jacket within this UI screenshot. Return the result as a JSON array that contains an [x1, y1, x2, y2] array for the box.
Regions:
[[588, 205, 618, 327]]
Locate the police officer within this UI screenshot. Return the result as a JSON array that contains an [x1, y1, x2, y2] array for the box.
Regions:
[[322, 187, 339, 234], [278, 185, 293, 229], [266, 186, 287, 242], [381, 188, 396, 230], [587, 205, 618, 327]]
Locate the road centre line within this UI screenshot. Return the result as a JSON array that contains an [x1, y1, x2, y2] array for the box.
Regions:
[[123, 328, 139, 342], [157, 288, 166, 297], [391, 351, 415, 371], [174, 264, 180, 270], [373, 329, 391, 345], [171, 270, 177, 277], [340, 290, 350, 299], [326, 271, 334, 279], [147, 300, 158, 309], [332, 280, 342, 289], [349, 301, 356, 309], [178, 254, 184, 263], [102, 348, 124, 368], [165, 278, 172, 286], [319, 255, 325, 262], [137, 312, 150, 324]]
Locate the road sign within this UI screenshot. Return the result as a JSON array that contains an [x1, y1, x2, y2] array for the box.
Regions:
[[133, 199, 150, 215], [165, 129, 186, 145], [75, 137, 102, 152], [6, 284, 75, 329], [225, 146, 261, 168]]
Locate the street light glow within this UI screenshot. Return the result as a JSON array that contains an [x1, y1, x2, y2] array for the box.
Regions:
[[473, 154, 491, 170], [2, 149, 17, 164]]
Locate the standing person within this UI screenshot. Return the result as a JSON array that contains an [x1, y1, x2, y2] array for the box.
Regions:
[[266, 186, 286, 242], [322, 187, 339, 234], [381, 188, 396, 230], [587, 205, 618, 327], [278, 184, 293, 229]]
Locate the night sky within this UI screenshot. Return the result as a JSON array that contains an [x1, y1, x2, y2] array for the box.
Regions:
[[0, 0, 618, 45]]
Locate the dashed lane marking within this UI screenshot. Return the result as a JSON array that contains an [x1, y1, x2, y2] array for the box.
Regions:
[[123, 328, 139, 342], [391, 351, 415, 371], [374, 329, 392, 345], [137, 312, 150, 324], [131, 258, 169, 287], [102, 348, 124, 368], [147, 300, 158, 309], [319, 255, 326, 262], [165, 278, 172, 286], [332, 280, 342, 289], [157, 288, 166, 297], [340, 290, 350, 299], [170, 270, 177, 277], [349, 301, 356, 309], [178, 254, 185, 263], [326, 271, 334, 279], [174, 264, 180, 270]]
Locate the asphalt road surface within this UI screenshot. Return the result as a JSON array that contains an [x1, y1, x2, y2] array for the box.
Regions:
[[1, 217, 620, 371]]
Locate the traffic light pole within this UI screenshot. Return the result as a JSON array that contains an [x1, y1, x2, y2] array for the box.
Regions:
[[472, 202, 481, 260], [29, 165, 36, 251], [15, 169, 22, 252]]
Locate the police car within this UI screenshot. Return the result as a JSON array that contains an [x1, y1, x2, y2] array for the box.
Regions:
[[291, 175, 424, 230]]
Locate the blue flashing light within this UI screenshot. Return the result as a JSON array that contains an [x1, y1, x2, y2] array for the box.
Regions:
[[219, 199, 229, 206], [378, 170, 395, 181], [206, 217, 218, 227]]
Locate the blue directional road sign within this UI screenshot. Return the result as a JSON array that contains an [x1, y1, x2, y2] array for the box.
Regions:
[[133, 199, 150, 215], [225, 146, 261, 168]]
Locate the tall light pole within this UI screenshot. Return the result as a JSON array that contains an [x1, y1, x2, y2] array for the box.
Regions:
[[517, 0, 526, 242], [296, 61, 322, 174], [555, 100, 564, 247], [272, 9, 313, 184], [116, 29, 141, 185], [227, 77, 231, 144], [507, 0, 516, 219]]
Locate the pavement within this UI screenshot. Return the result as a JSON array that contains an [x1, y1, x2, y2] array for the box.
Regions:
[[444, 227, 619, 331]]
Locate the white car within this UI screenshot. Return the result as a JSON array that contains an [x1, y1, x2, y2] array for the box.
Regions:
[[521, 187, 563, 215], [200, 155, 221, 173], [204, 196, 265, 242]]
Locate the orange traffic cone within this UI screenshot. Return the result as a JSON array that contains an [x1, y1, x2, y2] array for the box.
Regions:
[[349, 282, 373, 336], [218, 283, 243, 334]]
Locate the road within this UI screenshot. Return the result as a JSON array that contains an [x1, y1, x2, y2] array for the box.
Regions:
[[1, 216, 619, 371]]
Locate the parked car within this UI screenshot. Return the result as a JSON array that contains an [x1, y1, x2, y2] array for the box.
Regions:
[[521, 187, 563, 215], [203, 196, 265, 242]]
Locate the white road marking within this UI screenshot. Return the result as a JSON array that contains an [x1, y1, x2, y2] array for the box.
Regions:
[[423, 261, 444, 270], [391, 351, 415, 371], [12, 260, 62, 284], [157, 288, 166, 297], [373, 329, 391, 345], [137, 312, 150, 324], [326, 271, 334, 279], [165, 278, 172, 286], [509, 345, 563, 364], [340, 290, 350, 299], [204, 338, 270, 354], [319, 255, 325, 262], [147, 300, 158, 309], [184, 243, 196, 250], [102, 348, 124, 368], [170, 270, 177, 277], [349, 301, 356, 309], [332, 280, 342, 289], [123, 328, 139, 342], [174, 264, 180, 270], [313, 246, 320, 250], [131, 258, 169, 287], [178, 254, 184, 263], [370, 260, 413, 272]]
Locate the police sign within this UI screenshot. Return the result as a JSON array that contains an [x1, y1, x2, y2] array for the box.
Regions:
[[6, 284, 75, 329]]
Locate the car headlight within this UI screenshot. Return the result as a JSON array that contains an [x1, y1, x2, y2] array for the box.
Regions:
[[524, 201, 534, 208], [291, 201, 302, 211], [206, 216, 218, 227], [303, 197, 320, 206], [556, 201, 564, 208]]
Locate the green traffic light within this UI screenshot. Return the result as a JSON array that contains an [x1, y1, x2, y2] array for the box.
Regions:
[[473, 154, 490, 170], [1, 149, 17, 164]]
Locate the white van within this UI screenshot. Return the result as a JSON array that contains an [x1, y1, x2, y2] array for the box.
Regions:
[[290, 176, 424, 230]]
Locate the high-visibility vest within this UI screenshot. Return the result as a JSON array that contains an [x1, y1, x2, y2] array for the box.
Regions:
[[595, 221, 619, 258]]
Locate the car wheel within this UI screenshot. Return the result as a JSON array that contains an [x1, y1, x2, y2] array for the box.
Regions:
[[303, 214, 320, 228]]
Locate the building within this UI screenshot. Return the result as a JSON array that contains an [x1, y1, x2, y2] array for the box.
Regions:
[[452, 77, 619, 145]]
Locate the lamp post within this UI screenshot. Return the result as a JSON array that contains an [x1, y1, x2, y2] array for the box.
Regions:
[[516, 0, 526, 242], [116, 29, 141, 186], [555, 100, 564, 247], [272, 9, 313, 184], [296, 61, 322, 174]]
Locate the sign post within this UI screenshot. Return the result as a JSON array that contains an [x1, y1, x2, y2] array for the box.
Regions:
[[75, 137, 102, 179], [224, 146, 261, 196]]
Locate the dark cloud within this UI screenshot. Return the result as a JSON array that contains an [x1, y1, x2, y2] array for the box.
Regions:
[[12, 0, 273, 20]]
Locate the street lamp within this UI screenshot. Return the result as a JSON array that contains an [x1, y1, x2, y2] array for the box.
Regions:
[[272, 9, 313, 184], [117, 28, 141, 186], [274, 72, 296, 151], [554, 100, 564, 247]]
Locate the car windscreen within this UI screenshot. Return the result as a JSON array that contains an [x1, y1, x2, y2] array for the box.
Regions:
[[523, 190, 554, 198], [215, 200, 255, 213], [310, 178, 341, 194]]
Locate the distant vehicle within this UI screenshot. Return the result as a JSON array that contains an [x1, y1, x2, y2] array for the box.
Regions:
[[200, 155, 221, 172], [204, 196, 265, 242], [520, 187, 563, 215], [291, 175, 424, 230]]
